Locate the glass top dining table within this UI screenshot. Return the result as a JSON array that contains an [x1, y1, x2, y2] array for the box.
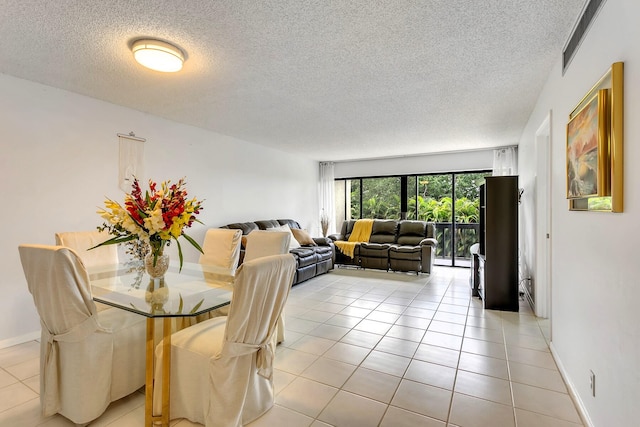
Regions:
[[87, 259, 236, 427], [88, 260, 234, 317]]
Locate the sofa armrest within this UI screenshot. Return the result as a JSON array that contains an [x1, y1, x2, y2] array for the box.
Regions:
[[327, 234, 342, 242], [313, 237, 333, 246], [420, 238, 437, 247]]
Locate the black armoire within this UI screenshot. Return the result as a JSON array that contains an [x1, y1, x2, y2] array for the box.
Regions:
[[478, 176, 519, 311]]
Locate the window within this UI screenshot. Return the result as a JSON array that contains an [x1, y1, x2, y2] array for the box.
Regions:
[[335, 170, 491, 267]]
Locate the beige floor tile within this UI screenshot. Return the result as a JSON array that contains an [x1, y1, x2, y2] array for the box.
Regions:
[[0, 341, 40, 368], [437, 303, 469, 315], [90, 392, 145, 427], [461, 337, 507, 360], [274, 348, 319, 375], [422, 330, 463, 351], [365, 310, 401, 324], [339, 329, 383, 349], [380, 406, 446, 427], [350, 299, 380, 309], [515, 408, 583, 427], [509, 361, 567, 392], [457, 351, 509, 379], [512, 382, 582, 423], [277, 377, 339, 418], [374, 336, 419, 358], [428, 320, 466, 336], [395, 314, 431, 329], [361, 350, 411, 377], [449, 392, 515, 427], [0, 397, 54, 427], [391, 379, 452, 421], [354, 319, 393, 335], [433, 311, 467, 325], [318, 390, 387, 427], [246, 404, 314, 427], [413, 343, 460, 368], [342, 367, 401, 403], [454, 370, 512, 405], [307, 323, 350, 341], [339, 306, 372, 318], [405, 359, 456, 389], [402, 306, 436, 318], [322, 342, 371, 365], [0, 368, 19, 388], [287, 318, 323, 334], [0, 382, 38, 413], [324, 314, 361, 328], [273, 369, 297, 395], [376, 302, 408, 314], [301, 356, 357, 388], [506, 346, 556, 369], [385, 324, 426, 342], [4, 356, 39, 381], [464, 325, 505, 343], [288, 335, 336, 356]]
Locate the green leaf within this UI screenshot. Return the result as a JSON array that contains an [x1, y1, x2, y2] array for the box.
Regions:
[[175, 238, 184, 272], [88, 234, 137, 250], [190, 299, 204, 314], [182, 232, 204, 254], [178, 294, 184, 314]]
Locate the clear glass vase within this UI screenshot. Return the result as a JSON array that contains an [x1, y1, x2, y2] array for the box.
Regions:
[[145, 251, 170, 279]]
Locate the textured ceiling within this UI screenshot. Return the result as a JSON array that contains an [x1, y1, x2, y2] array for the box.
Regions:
[[0, 0, 586, 161]]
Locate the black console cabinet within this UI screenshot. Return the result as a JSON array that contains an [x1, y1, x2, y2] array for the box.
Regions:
[[478, 176, 519, 311]]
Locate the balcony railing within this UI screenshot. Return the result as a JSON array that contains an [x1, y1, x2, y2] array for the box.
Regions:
[[433, 222, 479, 262]]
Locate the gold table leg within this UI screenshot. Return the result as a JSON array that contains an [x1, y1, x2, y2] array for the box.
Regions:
[[145, 318, 172, 427]]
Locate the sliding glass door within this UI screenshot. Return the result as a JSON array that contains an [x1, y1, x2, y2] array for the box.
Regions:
[[335, 170, 490, 267]]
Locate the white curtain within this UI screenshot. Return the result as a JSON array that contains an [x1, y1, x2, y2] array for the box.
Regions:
[[318, 162, 335, 236], [492, 147, 518, 176]]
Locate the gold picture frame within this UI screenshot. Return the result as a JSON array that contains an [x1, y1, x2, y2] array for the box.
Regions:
[[566, 89, 609, 199], [568, 62, 624, 212]]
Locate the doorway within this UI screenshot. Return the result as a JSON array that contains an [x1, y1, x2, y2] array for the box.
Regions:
[[533, 113, 552, 318]]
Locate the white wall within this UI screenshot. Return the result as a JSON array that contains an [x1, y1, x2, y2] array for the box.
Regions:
[[517, 0, 639, 425], [0, 74, 319, 346], [334, 149, 494, 178]]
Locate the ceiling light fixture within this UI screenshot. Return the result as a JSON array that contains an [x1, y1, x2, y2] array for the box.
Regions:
[[131, 39, 185, 72]]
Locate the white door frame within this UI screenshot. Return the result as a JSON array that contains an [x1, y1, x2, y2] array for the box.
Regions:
[[534, 112, 552, 318]]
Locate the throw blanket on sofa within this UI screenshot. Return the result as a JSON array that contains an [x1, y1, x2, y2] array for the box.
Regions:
[[335, 219, 374, 258]]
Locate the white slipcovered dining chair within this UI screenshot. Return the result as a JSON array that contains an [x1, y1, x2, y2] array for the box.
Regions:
[[153, 254, 296, 427], [18, 244, 146, 425], [199, 228, 243, 275], [243, 230, 290, 263], [54, 230, 118, 269], [243, 230, 291, 343]]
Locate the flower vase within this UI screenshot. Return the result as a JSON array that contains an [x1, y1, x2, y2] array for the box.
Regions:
[[145, 251, 170, 279]]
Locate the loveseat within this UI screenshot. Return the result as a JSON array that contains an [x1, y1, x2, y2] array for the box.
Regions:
[[329, 219, 437, 274], [221, 219, 334, 285]]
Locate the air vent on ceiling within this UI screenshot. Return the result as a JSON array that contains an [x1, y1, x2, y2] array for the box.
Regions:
[[562, 0, 606, 73]]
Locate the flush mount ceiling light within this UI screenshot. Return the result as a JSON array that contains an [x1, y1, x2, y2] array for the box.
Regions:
[[131, 39, 185, 72]]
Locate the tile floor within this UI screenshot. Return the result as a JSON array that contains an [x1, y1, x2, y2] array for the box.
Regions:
[[0, 266, 584, 427]]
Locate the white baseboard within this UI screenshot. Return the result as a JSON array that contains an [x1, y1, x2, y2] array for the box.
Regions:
[[550, 342, 594, 427], [0, 331, 40, 350]]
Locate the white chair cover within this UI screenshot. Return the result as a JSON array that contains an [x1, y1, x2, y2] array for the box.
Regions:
[[153, 254, 296, 427], [243, 230, 290, 263], [243, 230, 291, 343], [199, 228, 242, 275], [18, 244, 146, 425], [55, 230, 118, 269]]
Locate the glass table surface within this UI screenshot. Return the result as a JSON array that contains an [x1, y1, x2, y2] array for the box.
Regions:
[[88, 261, 233, 318]]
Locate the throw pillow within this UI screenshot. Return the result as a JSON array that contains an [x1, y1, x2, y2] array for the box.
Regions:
[[291, 228, 317, 246], [266, 224, 301, 250]]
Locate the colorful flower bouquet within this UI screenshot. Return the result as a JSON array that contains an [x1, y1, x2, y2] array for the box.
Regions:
[[92, 178, 204, 270]]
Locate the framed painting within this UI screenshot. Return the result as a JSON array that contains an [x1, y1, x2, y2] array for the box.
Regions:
[[566, 89, 609, 199]]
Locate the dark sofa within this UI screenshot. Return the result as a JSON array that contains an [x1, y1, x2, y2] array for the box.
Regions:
[[329, 219, 437, 274], [221, 219, 334, 285]]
